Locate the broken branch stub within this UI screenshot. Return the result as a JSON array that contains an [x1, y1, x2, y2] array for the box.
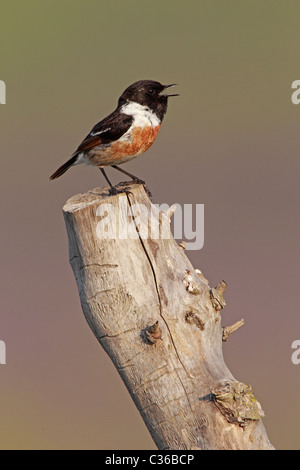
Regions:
[[62, 183, 274, 450]]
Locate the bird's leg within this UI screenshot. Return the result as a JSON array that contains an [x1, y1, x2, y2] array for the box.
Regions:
[[99, 168, 119, 195], [111, 165, 145, 185], [99, 168, 132, 196], [111, 165, 152, 199]]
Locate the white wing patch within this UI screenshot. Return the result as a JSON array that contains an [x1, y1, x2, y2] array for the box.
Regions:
[[90, 127, 111, 136]]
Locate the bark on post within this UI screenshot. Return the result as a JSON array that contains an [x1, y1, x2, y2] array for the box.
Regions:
[[63, 182, 274, 450]]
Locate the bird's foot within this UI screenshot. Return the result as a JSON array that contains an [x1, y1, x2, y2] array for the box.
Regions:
[[109, 185, 133, 197], [131, 177, 145, 185]]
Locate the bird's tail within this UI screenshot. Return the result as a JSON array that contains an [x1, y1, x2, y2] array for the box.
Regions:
[[50, 155, 78, 180]]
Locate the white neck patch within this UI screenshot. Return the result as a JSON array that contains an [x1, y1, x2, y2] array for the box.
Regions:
[[120, 101, 161, 128]]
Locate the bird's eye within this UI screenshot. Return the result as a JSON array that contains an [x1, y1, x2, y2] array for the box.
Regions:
[[147, 88, 155, 95]]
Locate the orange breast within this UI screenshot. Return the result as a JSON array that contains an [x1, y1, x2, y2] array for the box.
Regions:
[[87, 125, 161, 166], [114, 125, 161, 156]]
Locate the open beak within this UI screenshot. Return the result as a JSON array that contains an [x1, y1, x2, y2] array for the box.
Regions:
[[162, 83, 179, 97]]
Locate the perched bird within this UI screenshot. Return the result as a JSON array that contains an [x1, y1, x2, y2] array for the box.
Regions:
[[50, 79, 178, 194]]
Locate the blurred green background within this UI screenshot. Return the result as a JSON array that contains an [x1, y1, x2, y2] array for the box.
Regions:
[[1, 0, 300, 449]]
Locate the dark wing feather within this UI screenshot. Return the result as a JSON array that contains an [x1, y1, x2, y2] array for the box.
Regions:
[[50, 111, 133, 180], [50, 155, 79, 180], [74, 111, 133, 154]]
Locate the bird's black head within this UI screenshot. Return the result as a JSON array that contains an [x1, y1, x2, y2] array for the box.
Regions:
[[118, 80, 178, 121]]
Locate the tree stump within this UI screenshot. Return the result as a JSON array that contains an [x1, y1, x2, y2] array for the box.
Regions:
[[62, 182, 274, 450]]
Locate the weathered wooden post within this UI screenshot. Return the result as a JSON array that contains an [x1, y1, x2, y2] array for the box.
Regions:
[[63, 182, 274, 450]]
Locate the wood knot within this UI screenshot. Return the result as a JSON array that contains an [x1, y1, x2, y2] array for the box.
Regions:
[[178, 241, 186, 251], [142, 321, 162, 345], [211, 380, 265, 427], [185, 311, 205, 330], [184, 270, 201, 295], [210, 280, 227, 311], [222, 319, 245, 341]]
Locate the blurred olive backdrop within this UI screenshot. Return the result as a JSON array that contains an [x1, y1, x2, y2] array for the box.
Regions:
[[1, 0, 299, 450]]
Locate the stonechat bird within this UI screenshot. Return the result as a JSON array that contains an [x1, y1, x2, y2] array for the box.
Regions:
[[50, 80, 178, 194]]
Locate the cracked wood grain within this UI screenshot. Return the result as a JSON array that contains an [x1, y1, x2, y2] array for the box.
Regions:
[[63, 182, 274, 450]]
